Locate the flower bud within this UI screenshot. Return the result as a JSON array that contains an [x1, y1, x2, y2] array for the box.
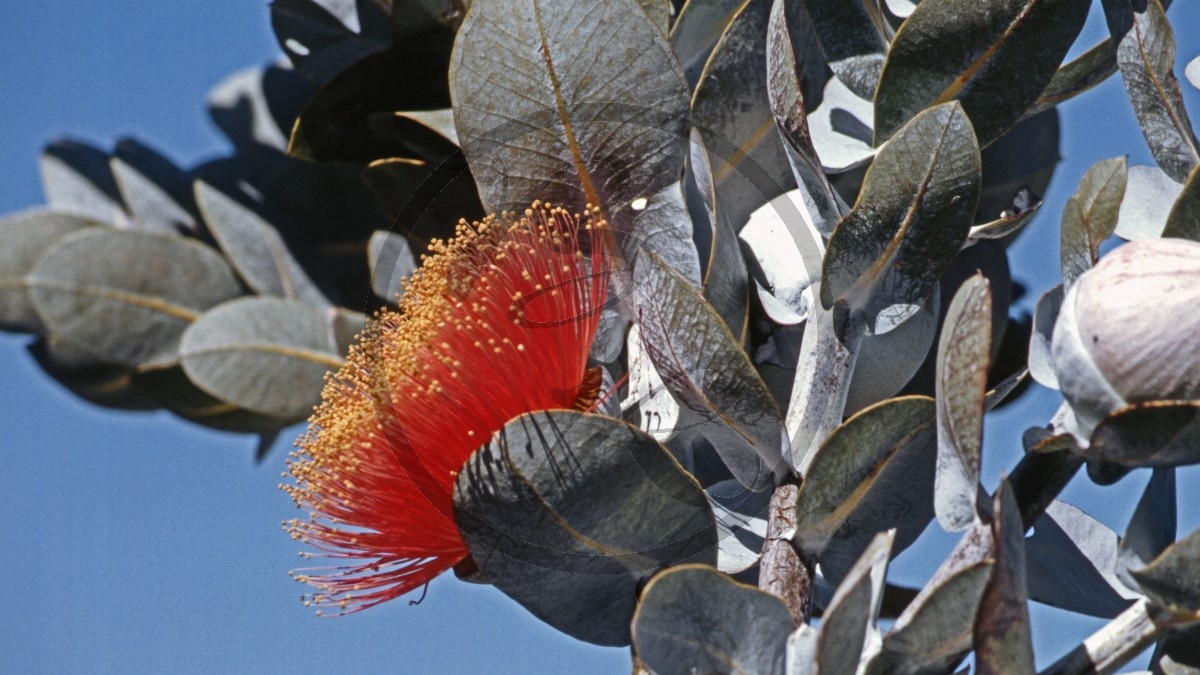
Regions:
[[1052, 238, 1200, 436]]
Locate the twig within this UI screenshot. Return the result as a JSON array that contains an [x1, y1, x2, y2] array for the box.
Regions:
[[759, 479, 814, 625]]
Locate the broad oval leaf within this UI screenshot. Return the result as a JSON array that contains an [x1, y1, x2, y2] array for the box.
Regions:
[[1087, 401, 1200, 468], [0, 210, 96, 332], [874, 0, 1089, 147], [633, 249, 784, 490], [179, 297, 342, 420], [454, 411, 717, 646], [934, 274, 991, 532], [794, 396, 936, 557], [207, 63, 314, 152], [27, 229, 243, 367], [194, 181, 329, 308], [822, 102, 982, 325], [1061, 157, 1128, 287], [110, 138, 197, 235], [39, 139, 129, 227], [1117, 0, 1200, 183], [451, 0, 689, 227], [633, 565, 792, 675], [1130, 526, 1200, 612], [134, 366, 293, 434]]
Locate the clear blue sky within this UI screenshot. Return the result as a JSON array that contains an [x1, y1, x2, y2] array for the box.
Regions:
[[0, 2, 1197, 673]]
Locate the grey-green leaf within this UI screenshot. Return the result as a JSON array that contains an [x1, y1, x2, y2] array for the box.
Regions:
[[1114, 164, 1182, 240], [691, 132, 750, 343], [1061, 157, 1128, 287], [110, 139, 196, 235], [869, 557, 994, 674], [766, 0, 846, 236], [935, 274, 991, 532], [1087, 401, 1200, 468], [800, 0, 888, 100], [816, 530, 894, 675], [633, 249, 784, 489], [974, 481, 1035, 675], [633, 565, 792, 675], [794, 396, 936, 557], [367, 230, 417, 303], [1028, 284, 1064, 389], [873, 0, 1090, 146], [455, 411, 717, 646], [1117, 0, 1200, 183], [693, 0, 796, 231], [179, 297, 342, 420], [669, 0, 746, 88], [27, 229, 242, 367], [40, 139, 129, 226], [706, 479, 771, 574], [0, 210, 96, 332], [1130, 527, 1200, 612], [450, 0, 689, 231], [1164, 164, 1200, 241], [822, 102, 981, 324], [194, 181, 329, 308]]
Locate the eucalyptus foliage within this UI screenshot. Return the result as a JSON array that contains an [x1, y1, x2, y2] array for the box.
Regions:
[[4, 0, 1200, 672]]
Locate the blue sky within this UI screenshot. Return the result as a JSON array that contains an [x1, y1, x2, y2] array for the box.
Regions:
[[0, 2, 1198, 673]]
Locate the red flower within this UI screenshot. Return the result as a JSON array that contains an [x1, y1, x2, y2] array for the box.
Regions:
[[283, 203, 610, 614]]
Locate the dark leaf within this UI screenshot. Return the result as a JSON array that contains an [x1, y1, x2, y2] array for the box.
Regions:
[[633, 565, 791, 675], [1117, 0, 1200, 183], [1025, 499, 1141, 618], [1119, 468, 1177, 586], [668, 0, 745, 89], [1102, 0, 1134, 41], [1061, 157, 1127, 287], [271, 0, 391, 85], [823, 102, 981, 327], [207, 63, 317, 151], [934, 274, 991, 532], [1031, 40, 1118, 115], [1088, 402, 1200, 468], [800, 0, 888, 100], [815, 531, 894, 674], [26, 339, 153, 412], [693, 0, 796, 231], [1131, 527, 1200, 612], [179, 297, 343, 421], [134, 366, 293, 434], [0, 210, 96, 332], [974, 480, 1034, 675], [27, 229, 243, 367], [361, 156, 484, 248], [690, 132, 750, 343], [1164, 163, 1200, 241], [967, 188, 1043, 244], [633, 249, 783, 489], [874, 0, 1089, 147], [289, 42, 453, 162], [455, 411, 717, 646], [978, 109, 1060, 225], [766, 0, 846, 237]]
